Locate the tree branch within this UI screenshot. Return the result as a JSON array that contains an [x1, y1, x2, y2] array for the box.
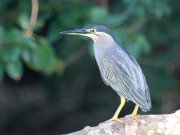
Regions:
[[64, 46, 88, 68], [25, 0, 39, 37], [64, 109, 180, 135]]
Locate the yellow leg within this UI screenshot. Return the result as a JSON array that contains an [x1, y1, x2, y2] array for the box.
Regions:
[[110, 96, 125, 124], [129, 105, 140, 123]]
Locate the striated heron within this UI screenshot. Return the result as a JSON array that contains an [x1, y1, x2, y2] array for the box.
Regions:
[[60, 25, 151, 124]]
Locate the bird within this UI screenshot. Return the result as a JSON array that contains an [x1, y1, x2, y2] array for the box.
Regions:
[[60, 25, 151, 124]]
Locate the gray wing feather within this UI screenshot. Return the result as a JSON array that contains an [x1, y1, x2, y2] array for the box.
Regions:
[[100, 72, 109, 86], [98, 46, 151, 111]]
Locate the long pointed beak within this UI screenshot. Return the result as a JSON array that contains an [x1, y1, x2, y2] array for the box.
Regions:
[[60, 29, 88, 35]]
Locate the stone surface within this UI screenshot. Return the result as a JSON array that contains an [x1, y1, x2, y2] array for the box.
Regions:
[[64, 110, 180, 135]]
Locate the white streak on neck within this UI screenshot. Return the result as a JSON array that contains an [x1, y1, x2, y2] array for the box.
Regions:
[[91, 32, 117, 64]]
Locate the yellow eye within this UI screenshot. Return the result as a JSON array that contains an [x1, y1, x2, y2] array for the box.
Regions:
[[87, 28, 96, 33], [90, 29, 96, 33]]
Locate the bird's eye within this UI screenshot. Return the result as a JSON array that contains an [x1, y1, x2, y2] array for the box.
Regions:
[[90, 29, 96, 33], [87, 28, 96, 33]]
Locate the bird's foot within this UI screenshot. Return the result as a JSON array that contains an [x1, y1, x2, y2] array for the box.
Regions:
[[109, 117, 124, 125], [126, 114, 140, 123]]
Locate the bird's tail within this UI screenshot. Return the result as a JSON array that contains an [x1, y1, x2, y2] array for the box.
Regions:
[[130, 88, 152, 112]]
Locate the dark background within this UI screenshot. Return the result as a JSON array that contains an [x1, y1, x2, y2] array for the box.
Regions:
[[0, 0, 180, 135]]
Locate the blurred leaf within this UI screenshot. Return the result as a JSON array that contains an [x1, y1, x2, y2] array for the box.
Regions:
[[107, 15, 127, 26], [90, 7, 108, 23], [153, 1, 171, 18], [22, 37, 57, 75], [5, 61, 23, 80], [22, 49, 31, 63], [17, 13, 30, 30], [36, 38, 57, 74], [136, 34, 151, 54], [121, 33, 151, 58], [18, 13, 44, 30], [0, 45, 21, 62], [22, 37, 37, 49], [5, 29, 23, 43], [134, 6, 146, 19]]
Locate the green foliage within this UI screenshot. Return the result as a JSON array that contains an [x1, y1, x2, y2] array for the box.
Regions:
[[18, 13, 30, 30], [5, 61, 23, 80], [0, 28, 58, 80]]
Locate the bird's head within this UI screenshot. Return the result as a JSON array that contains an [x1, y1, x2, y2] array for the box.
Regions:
[[60, 25, 118, 46]]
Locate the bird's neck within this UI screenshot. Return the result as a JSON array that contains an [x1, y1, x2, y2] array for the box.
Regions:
[[93, 41, 118, 64], [92, 34, 119, 63]]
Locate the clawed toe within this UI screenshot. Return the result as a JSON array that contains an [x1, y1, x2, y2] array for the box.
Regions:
[[109, 117, 124, 125], [126, 115, 140, 123]]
